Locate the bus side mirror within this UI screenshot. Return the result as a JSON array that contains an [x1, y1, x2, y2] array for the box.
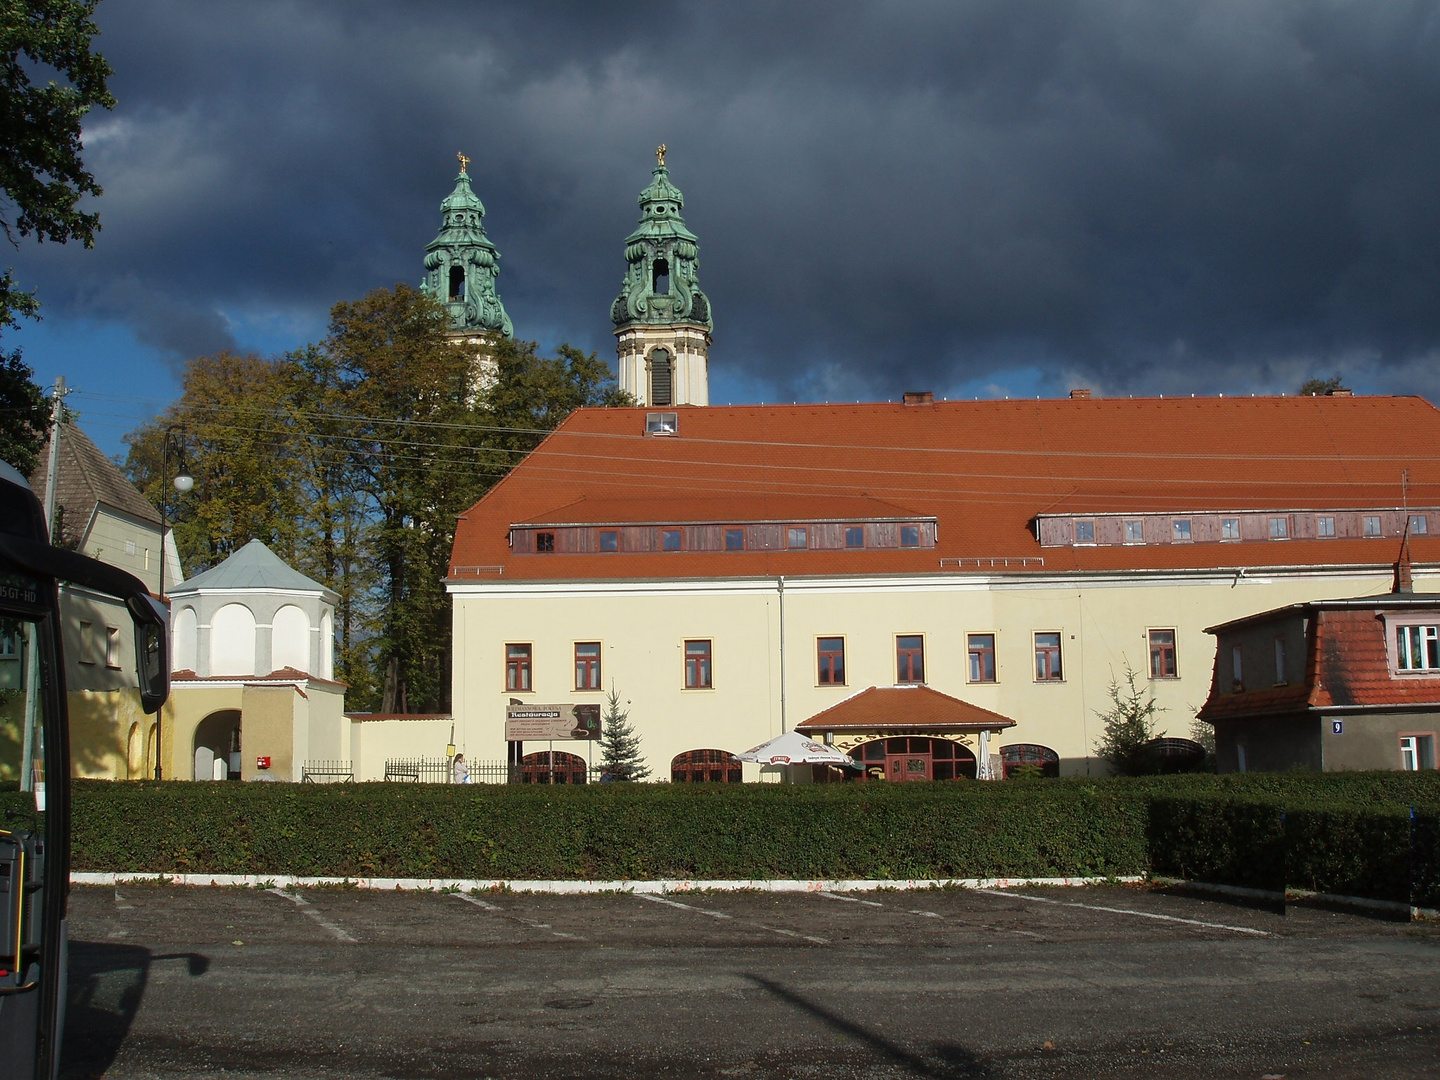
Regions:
[[127, 595, 169, 715]]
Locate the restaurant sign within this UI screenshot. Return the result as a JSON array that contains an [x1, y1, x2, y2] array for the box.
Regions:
[[505, 703, 602, 741]]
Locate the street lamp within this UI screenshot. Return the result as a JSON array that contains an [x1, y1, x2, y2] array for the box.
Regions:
[[155, 426, 191, 779]]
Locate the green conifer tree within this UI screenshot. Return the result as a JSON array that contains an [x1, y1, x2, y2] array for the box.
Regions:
[[598, 686, 650, 781], [1092, 664, 1165, 775]]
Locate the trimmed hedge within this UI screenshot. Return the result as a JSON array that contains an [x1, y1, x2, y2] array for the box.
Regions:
[[1, 773, 1437, 904]]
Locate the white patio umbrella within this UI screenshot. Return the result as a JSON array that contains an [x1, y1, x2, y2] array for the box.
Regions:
[[736, 730, 854, 765]]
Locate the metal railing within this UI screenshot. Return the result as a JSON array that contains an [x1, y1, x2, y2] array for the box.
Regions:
[[377, 758, 606, 785], [383, 757, 452, 783], [301, 760, 354, 783]]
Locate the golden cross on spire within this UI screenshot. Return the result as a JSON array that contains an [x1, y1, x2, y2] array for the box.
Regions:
[[457, 151, 470, 174], [656, 143, 667, 167]]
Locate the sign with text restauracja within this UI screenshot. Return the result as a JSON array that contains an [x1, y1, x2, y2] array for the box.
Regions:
[[504, 703, 602, 741]]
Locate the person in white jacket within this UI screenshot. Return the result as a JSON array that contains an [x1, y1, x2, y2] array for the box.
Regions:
[[452, 753, 470, 784]]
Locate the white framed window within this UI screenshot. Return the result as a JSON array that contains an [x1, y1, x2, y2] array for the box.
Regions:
[[1222, 518, 1241, 540], [78, 620, 95, 665], [105, 626, 121, 669], [1365, 515, 1382, 537], [1269, 517, 1289, 539], [125, 539, 136, 556], [1400, 734, 1436, 771], [1172, 520, 1191, 542], [1123, 520, 1143, 543], [1231, 644, 1243, 689], [1411, 515, 1429, 535], [1274, 636, 1288, 685], [1317, 516, 1335, 538], [1395, 624, 1440, 672], [1074, 520, 1095, 544]]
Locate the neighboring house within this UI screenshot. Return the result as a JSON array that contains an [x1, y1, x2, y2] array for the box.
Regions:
[[1198, 554, 1440, 772], [9, 422, 172, 780], [166, 540, 347, 782], [446, 393, 1440, 780]]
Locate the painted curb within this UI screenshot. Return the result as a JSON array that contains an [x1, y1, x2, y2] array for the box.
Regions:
[[72, 872, 1144, 893]]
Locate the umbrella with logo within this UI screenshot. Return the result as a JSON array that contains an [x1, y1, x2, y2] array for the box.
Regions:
[[736, 730, 855, 766]]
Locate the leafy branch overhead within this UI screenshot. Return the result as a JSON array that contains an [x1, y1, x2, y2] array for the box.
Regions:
[[0, 0, 116, 327]]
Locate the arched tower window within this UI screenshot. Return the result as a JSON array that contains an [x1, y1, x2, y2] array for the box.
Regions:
[[449, 266, 466, 301], [652, 257, 670, 295], [649, 348, 673, 407]]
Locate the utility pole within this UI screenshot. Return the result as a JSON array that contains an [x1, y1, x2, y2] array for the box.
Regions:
[[41, 376, 69, 542]]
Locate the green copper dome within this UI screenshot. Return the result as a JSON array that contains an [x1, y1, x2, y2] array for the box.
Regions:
[[420, 164, 513, 337], [611, 155, 712, 331]]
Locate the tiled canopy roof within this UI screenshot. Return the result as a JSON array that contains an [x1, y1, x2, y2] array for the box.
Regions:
[[795, 685, 1017, 733], [28, 422, 160, 547], [450, 395, 1440, 582]]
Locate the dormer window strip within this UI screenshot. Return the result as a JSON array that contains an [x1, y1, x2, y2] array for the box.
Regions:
[[511, 517, 939, 554], [1035, 508, 1438, 548]]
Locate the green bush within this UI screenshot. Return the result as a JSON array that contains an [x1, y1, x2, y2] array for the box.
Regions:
[[1, 773, 1437, 902]]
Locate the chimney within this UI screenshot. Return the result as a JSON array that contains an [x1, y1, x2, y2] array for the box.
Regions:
[[1327, 388, 1353, 397], [1393, 522, 1414, 594], [902, 391, 934, 405], [1069, 388, 1092, 399]]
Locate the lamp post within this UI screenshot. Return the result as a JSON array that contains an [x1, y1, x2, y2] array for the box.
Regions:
[[155, 426, 192, 780]]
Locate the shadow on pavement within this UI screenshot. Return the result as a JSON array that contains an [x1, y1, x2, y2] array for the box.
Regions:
[[746, 973, 993, 1079], [62, 941, 210, 1080]]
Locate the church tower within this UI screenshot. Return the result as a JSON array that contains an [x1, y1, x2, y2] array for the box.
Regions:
[[420, 154, 512, 387], [611, 146, 713, 407]]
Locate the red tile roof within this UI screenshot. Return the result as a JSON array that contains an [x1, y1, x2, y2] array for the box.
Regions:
[[794, 685, 1017, 733], [451, 395, 1440, 581], [1198, 596, 1440, 720]]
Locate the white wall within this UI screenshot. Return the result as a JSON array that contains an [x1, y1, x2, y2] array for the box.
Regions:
[[209, 603, 257, 676]]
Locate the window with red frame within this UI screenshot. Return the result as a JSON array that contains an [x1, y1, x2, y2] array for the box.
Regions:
[[967, 633, 996, 682], [1148, 629, 1177, 678], [506, 643, 532, 691], [684, 639, 712, 688], [896, 635, 925, 683], [574, 641, 601, 690], [1034, 632, 1062, 681], [817, 637, 845, 685]]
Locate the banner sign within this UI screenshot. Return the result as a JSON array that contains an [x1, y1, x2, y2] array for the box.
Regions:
[[505, 703, 602, 741]]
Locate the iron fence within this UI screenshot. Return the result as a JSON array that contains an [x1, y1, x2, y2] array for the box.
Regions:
[[377, 758, 606, 784], [301, 760, 354, 783], [383, 757, 452, 783]]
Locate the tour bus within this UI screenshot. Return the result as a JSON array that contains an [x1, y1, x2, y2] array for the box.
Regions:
[[0, 460, 168, 1079]]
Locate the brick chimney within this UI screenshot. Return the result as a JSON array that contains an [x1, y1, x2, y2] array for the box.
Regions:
[[1327, 388, 1353, 396], [1069, 389, 1092, 399], [902, 391, 934, 405]]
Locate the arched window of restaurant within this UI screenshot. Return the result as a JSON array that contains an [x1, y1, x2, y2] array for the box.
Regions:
[[671, 749, 742, 783]]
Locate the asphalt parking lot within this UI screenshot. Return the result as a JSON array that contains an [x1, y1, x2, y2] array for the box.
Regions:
[[64, 883, 1440, 1079]]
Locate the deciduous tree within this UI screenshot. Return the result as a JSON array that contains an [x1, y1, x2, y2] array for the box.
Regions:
[[0, 348, 47, 472]]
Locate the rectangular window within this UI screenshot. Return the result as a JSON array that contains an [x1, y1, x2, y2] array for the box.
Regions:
[[684, 639, 713, 688], [1395, 625, 1440, 671], [1269, 517, 1288, 539], [79, 620, 94, 664], [1172, 520, 1191, 542], [574, 642, 601, 690], [125, 539, 136, 556], [1074, 520, 1095, 544], [1124, 520, 1143, 543], [505, 643, 532, 691], [1317, 516, 1335, 538], [1411, 515, 1429, 535], [1274, 636, 1288, 685], [844, 526, 865, 548], [1231, 644, 1244, 689], [1222, 518, 1241, 540], [1034, 632, 1063, 681], [817, 637, 845, 685], [1149, 629, 1177, 679], [1400, 734, 1436, 771], [896, 635, 925, 683], [724, 528, 745, 551], [900, 525, 920, 547], [967, 633, 996, 683], [105, 626, 121, 669], [535, 531, 555, 553], [662, 529, 682, 551], [788, 527, 808, 549], [1365, 515, 1382, 537], [599, 530, 619, 552]]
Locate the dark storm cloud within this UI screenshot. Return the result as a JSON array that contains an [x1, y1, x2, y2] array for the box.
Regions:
[[15, 0, 1440, 396]]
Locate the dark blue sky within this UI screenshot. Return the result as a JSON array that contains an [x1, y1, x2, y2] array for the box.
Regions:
[[8, 1, 1440, 458]]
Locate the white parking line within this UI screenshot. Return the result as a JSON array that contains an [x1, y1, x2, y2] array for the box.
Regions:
[[908, 909, 942, 919], [635, 893, 732, 919], [452, 892, 580, 939], [758, 925, 830, 945], [976, 889, 1271, 937], [267, 889, 358, 943], [818, 892, 883, 908]]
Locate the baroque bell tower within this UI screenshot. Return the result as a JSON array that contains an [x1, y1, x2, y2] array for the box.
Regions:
[[420, 153, 512, 388], [611, 146, 713, 406]]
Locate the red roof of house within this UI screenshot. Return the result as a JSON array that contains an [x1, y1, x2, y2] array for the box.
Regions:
[[794, 685, 1017, 733], [1198, 596, 1440, 720], [450, 395, 1440, 581]]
